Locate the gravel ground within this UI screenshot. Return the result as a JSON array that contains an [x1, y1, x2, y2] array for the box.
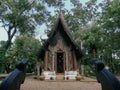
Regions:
[[21, 78, 101, 90]]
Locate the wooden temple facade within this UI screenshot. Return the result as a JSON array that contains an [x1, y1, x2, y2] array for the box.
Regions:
[[38, 11, 82, 74]]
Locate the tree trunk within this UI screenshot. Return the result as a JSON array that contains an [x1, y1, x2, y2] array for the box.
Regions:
[[5, 26, 17, 50]]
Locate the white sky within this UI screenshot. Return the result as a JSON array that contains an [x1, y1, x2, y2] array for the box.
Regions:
[[0, 23, 8, 41], [0, 0, 102, 42]]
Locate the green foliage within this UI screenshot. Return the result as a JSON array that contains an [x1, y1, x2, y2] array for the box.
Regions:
[[0, 41, 7, 73], [0, 0, 56, 50], [3, 35, 41, 73], [70, 0, 120, 75], [0, 0, 120, 75], [100, 0, 120, 31], [99, 0, 120, 74]]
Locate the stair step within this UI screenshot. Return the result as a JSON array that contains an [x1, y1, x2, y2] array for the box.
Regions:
[[56, 75, 64, 80]]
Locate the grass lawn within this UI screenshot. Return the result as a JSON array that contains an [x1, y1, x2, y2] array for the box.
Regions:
[[89, 75, 97, 79]]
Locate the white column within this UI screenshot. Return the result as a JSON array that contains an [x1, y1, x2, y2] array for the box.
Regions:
[[81, 64, 84, 76], [36, 62, 40, 76]]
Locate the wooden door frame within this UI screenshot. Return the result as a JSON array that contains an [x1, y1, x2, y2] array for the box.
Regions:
[[55, 50, 65, 73]]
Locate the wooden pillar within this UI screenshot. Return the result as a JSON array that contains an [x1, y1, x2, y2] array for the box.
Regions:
[[52, 52, 54, 71], [63, 52, 66, 71], [73, 51, 77, 70], [55, 52, 57, 72], [44, 51, 48, 71], [66, 52, 68, 71]]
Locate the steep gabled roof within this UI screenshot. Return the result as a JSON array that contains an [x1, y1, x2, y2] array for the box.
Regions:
[[38, 11, 83, 60], [48, 10, 72, 40]]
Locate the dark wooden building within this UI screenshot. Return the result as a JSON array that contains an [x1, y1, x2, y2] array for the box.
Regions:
[[38, 11, 82, 74]]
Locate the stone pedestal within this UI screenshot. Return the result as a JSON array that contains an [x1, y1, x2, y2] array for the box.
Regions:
[[39, 75, 45, 81], [76, 75, 84, 81]]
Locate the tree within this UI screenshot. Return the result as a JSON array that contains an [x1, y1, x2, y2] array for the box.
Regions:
[[5, 34, 41, 73], [0, 0, 61, 50], [74, 21, 105, 62], [0, 0, 66, 73], [0, 41, 7, 73], [69, 0, 100, 31], [64, 0, 120, 75], [98, 0, 120, 73]]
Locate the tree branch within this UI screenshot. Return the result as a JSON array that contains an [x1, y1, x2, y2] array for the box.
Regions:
[[11, 26, 17, 40], [0, 19, 10, 32], [19, 0, 35, 16]]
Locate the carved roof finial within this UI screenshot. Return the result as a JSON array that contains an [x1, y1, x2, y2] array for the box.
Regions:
[[58, 0, 62, 12]]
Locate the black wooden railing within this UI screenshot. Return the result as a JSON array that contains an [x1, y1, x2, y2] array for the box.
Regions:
[[93, 58, 120, 90], [0, 59, 28, 90]]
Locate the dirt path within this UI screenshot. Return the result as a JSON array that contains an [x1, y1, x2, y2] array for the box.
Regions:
[[21, 78, 101, 90]]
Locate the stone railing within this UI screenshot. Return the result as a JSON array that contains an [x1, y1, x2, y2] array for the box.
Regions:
[[43, 71, 56, 80], [64, 71, 77, 80]]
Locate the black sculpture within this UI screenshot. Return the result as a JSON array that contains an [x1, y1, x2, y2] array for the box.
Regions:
[[93, 58, 120, 90], [0, 59, 28, 90]]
